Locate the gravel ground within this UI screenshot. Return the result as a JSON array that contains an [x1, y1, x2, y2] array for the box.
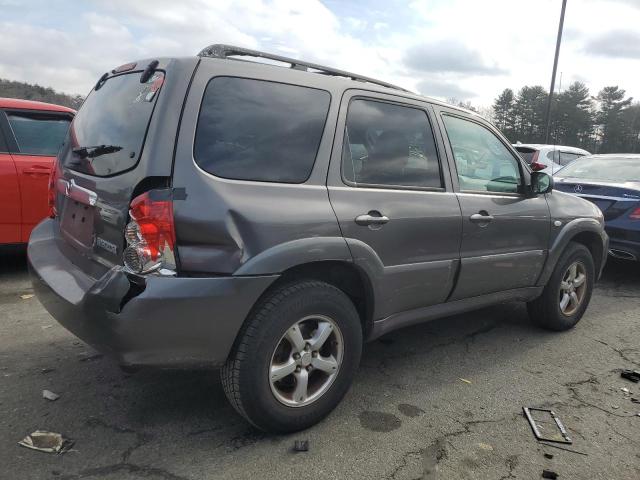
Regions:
[[1, 252, 639, 479]]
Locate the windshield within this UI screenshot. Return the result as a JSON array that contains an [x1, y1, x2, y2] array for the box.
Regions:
[[62, 71, 164, 176], [557, 157, 640, 182]]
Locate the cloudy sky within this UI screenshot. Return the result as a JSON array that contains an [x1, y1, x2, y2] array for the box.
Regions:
[[1, 0, 639, 106]]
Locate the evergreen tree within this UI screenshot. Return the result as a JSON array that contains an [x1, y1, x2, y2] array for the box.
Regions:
[[596, 86, 633, 153], [554, 82, 593, 149], [492, 88, 516, 139], [513, 86, 548, 143]]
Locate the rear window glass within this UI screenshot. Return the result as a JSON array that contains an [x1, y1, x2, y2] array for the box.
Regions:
[[194, 77, 330, 183], [63, 71, 164, 176], [7, 112, 70, 156], [514, 147, 537, 164]]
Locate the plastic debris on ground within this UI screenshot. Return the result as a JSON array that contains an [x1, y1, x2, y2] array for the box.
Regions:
[[459, 378, 472, 384], [18, 431, 74, 454], [42, 390, 60, 401], [20, 294, 35, 300], [293, 440, 309, 452]]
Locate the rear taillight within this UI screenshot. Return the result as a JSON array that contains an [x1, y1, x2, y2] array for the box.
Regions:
[[47, 157, 59, 218], [629, 207, 640, 220], [531, 161, 547, 171], [123, 191, 176, 275]]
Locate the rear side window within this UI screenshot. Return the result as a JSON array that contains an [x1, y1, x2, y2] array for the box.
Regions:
[[342, 99, 442, 188], [194, 77, 330, 183], [559, 152, 582, 166], [7, 112, 70, 156]]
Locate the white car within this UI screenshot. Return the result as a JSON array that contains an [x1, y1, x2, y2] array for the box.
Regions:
[[513, 144, 590, 175]]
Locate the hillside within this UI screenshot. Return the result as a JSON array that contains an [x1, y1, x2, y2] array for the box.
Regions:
[[0, 78, 83, 109]]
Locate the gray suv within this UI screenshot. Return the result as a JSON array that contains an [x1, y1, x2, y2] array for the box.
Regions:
[[29, 45, 608, 433]]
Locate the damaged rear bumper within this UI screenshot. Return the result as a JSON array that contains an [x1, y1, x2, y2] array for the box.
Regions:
[[28, 219, 278, 367]]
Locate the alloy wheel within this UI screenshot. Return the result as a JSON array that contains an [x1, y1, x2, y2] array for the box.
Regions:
[[559, 261, 587, 316], [269, 315, 344, 407]]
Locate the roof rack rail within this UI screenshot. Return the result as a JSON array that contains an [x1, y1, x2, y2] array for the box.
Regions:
[[197, 44, 411, 93]]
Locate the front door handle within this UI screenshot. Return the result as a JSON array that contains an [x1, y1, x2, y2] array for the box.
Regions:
[[470, 212, 494, 224], [355, 211, 389, 226]]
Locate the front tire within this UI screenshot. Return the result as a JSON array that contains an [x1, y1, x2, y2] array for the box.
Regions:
[[528, 242, 595, 331], [221, 280, 362, 433]]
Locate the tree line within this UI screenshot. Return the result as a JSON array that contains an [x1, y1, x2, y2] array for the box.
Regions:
[[492, 82, 640, 153], [0, 78, 84, 110]]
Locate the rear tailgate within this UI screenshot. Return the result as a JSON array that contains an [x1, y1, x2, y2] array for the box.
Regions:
[[52, 57, 199, 276]]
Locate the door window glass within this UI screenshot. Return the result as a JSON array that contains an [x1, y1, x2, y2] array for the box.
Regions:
[[443, 115, 521, 193], [195, 77, 330, 183], [342, 99, 442, 188], [7, 112, 70, 156]]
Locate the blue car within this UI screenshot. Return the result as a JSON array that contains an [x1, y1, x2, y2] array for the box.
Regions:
[[555, 154, 640, 261]]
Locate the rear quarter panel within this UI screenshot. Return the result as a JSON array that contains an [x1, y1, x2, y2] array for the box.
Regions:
[[171, 59, 348, 275]]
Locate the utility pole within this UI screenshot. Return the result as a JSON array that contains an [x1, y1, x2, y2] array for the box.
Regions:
[[544, 0, 568, 144]]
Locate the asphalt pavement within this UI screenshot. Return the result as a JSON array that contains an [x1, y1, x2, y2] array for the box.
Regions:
[[1, 252, 639, 479]]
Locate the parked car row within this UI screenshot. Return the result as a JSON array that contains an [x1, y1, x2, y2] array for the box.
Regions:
[[25, 45, 610, 433]]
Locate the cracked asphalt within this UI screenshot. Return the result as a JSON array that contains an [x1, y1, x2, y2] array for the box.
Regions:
[[1, 252, 639, 479]]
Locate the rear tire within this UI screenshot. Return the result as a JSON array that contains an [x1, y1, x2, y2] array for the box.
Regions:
[[220, 280, 362, 433], [527, 242, 595, 331]]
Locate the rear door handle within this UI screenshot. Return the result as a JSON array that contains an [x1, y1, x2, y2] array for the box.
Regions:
[[470, 212, 494, 223], [355, 211, 389, 226]]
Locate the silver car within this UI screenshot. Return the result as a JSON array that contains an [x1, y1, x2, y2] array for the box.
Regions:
[[514, 143, 590, 175]]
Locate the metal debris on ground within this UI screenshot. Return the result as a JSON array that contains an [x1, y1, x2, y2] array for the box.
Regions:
[[41, 325, 53, 330], [540, 442, 588, 456], [542, 469, 559, 479], [611, 405, 620, 409], [42, 390, 60, 401], [41, 368, 55, 374], [459, 378, 472, 384], [18, 431, 74, 454], [523, 407, 572, 444], [293, 440, 309, 452], [620, 387, 630, 394], [620, 370, 640, 383], [20, 294, 35, 300]]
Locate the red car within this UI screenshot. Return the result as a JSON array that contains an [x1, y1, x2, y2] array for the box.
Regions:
[[0, 98, 75, 245]]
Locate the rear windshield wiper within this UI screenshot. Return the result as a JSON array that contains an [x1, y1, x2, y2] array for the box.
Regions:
[[73, 144, 123, 159]]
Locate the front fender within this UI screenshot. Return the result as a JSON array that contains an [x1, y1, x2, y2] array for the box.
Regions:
[[537, 217, 608, 286]]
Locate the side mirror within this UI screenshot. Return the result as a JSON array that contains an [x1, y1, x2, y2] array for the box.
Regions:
[[531, 171, 553, 195]]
